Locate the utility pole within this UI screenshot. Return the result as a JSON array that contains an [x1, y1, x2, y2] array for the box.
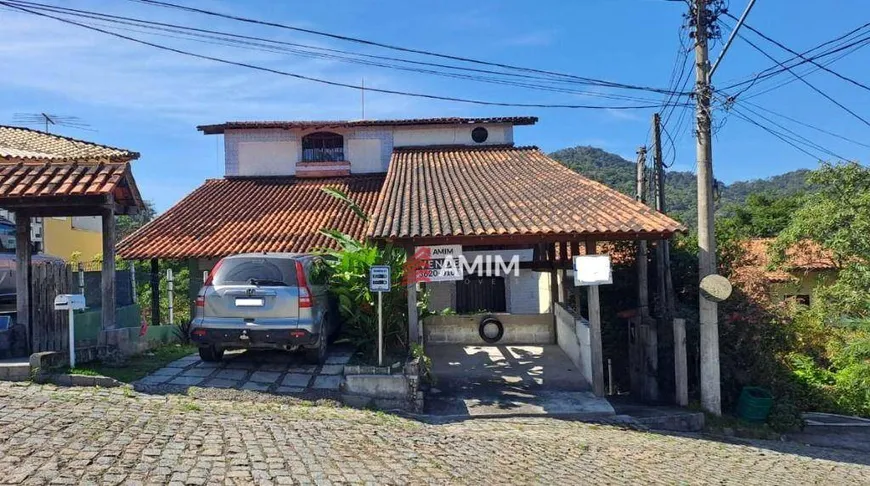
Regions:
[[652, 113, 675, 319], [635, 146, 658, 402], [693, 0, 721, 416]]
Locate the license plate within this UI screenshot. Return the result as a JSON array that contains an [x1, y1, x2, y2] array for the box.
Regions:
[[235, 298, 264, 307]]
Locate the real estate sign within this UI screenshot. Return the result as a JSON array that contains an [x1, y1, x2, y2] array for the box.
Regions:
[[413, 244, 463, 282]]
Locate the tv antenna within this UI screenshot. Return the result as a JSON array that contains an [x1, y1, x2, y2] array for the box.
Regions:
[[12, 113, 95, 133]]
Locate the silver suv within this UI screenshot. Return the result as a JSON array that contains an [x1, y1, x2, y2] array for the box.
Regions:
[[190, 253, 337, 364]]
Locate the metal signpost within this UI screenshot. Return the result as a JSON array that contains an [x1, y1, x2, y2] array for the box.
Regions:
[[54, 294, 86, 368], [369, 265, 391, 367]]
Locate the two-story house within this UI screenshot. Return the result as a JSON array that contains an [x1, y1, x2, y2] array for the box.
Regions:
[[117, 116, 682, 395]]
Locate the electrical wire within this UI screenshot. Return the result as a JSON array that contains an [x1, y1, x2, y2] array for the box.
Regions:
[[0, 1, 691, 110], [724, 12, 870, 93], [127, 0, 687, 96]]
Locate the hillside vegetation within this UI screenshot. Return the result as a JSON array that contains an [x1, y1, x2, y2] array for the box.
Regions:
[[549, 145, 812, 227]]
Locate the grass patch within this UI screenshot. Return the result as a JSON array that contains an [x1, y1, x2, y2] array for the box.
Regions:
[[62, 343, 197, 383]]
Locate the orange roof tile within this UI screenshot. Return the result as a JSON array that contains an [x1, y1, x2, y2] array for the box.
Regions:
[[368, 146, 685, 241], [0, 160, 140, 207], [116, 175, 385, 260], [0, 125, 138, 161], [741, 238, 838, 282]]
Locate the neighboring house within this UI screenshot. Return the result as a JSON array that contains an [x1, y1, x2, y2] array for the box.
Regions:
[[740, 238, 839, 305], [0, 125, 141, 261]]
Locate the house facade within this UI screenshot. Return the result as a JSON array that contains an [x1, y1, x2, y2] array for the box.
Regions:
[[118, 116, 684, 396]]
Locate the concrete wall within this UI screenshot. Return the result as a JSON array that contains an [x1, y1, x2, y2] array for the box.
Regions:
[[423, 313, 553, 345], [555, 303, 592, 385], [506, 269, 551, 314], [392, 124, 512, 147]]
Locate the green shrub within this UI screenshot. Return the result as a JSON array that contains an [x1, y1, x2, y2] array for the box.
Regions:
[[767, 397, 805, 432]]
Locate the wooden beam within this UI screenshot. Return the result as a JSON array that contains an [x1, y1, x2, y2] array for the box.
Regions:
[[150, 258, 160, 327], [674, 318, 689, 406], [559, 242, 569, 304], [101, 204, 116, 330], [570, 241, 581, 315], [586, 240, 605, 397], [15, 213, 31, 353], [548, 244, 558, 313]]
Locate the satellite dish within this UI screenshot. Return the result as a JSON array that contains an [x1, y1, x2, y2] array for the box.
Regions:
[[700, 274, 732, 303]]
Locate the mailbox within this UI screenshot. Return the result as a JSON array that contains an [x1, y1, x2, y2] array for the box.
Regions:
[[54, 294, 86, 311]]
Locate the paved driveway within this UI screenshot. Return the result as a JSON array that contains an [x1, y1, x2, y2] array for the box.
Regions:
[[135, 347, 354, 394], [0, 383, 868, 484]]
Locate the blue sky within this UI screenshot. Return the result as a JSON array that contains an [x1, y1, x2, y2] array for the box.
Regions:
[[1, 0, 868, 212]]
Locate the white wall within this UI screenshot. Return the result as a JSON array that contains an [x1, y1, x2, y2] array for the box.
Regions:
[[506, 269, 550, 314], [224, 123, 515, 177], [347, 138, 384, 173], [393, 124, 512, 147], [237, 141, 298, 176]]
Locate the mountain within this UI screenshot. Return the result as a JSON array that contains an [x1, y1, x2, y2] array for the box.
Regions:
[[549, 146, 812, 228]]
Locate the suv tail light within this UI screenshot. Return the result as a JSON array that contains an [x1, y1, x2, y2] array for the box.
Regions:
[[195, 295, 205, 308], [295, 260, 314, 308], [203, 259, 224, 286]]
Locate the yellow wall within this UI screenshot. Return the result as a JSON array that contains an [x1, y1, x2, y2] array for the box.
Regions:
[[770, 270, 839, 304], [43, 217, 102, 261]]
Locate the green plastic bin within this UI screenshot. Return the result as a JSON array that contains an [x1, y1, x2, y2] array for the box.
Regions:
[[736, 386, 774, 422]]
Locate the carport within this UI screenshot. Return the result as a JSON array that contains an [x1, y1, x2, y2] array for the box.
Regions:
[[368, 145, 684, 411]]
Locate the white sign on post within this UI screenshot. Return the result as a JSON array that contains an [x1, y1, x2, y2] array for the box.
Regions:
[[573, 255, 613, 286], [369, 265, 391, 367], [369, 265, 391, 292]]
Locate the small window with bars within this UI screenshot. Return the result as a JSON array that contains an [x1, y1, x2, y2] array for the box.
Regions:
[[301, 132, 344, 162]]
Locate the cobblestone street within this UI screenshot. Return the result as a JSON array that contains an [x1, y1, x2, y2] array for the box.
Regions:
[[0, 382, 868, 485]]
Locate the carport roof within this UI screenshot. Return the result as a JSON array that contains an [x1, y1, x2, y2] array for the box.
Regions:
[[116, 174, 385, 260], [368, 145, 685, 243]]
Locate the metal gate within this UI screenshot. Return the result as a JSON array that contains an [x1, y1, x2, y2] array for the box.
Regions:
[[455, 276, 506, 313]]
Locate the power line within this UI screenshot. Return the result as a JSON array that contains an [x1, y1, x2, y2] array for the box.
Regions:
[[724, 12, 870, 93], [727, 24, 870, 128], [719, 24, 870, 93], [1, 1, 688, 110], [7, 0, 675, 102], [724, 105, 824, 161], [127, 0, 687, 96], [736, 99, 870, 149]]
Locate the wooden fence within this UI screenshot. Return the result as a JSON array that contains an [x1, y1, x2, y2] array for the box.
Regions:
[[30, 263, 75, 353]]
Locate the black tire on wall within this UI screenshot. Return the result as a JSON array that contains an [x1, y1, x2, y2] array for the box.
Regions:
[[478, 316, 504, 344]]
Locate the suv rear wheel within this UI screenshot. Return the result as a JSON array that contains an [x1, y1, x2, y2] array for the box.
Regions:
[[199, 345, 224, 362], [305, 334, 327, 364]]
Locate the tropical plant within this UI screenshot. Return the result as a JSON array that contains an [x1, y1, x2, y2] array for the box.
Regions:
[[318, 189, 409, 360]]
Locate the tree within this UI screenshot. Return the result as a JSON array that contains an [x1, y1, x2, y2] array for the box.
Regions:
[[116, 200, 156, 241], [718, 193, 805, 238], [773, 162, 870, 317]]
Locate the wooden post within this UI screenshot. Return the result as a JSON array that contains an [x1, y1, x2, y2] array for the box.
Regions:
[[636, 147, 650, 318], [150, 258, 160, 327], [674, 318, 689, 406], [548, 244, 559, 313], [570, 241, 581, 315], [406, 245, 420, 344], [637, 146, 659, 402], [559, 242, 569, 304], [586, 240, 605, 397], [101, 205, 116, 330], [15, 213, 32, 352]]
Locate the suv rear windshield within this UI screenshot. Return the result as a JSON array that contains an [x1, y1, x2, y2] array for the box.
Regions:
[[212, 257, 298, 286]]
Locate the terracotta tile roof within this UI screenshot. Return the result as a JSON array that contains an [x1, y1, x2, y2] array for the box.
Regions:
[[197, 117, 538, 134], [369, 146, 685, 241], [0, 160, 141, 208], [741, 238, 838, 282], [0, 125, 139, 161], [116, 175, 386, 260]]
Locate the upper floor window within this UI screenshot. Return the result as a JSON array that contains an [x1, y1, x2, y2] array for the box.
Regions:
[[302, 132, 344, 162]]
